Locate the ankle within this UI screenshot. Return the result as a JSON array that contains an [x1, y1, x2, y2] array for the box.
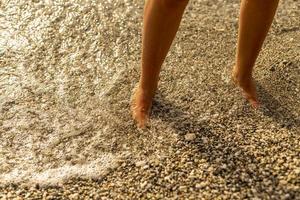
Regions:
[[137, 82, 157, 98], [138, 79, 158, 95], [233, 66, 253, 82]]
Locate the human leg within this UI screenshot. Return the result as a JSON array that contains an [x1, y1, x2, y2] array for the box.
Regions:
[[233, 0, 279, 108], [131, 0, 189, 127]]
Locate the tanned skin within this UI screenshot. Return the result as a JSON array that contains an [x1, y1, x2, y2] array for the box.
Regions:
[[131, 0, 279, 128]]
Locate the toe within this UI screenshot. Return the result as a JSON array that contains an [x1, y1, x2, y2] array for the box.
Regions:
[[135, 112, 147, 128], [131, 106, 148, 128], [232, 70, 260, 109], [130, 88, 151, 128], [248, 97, 260, 109], [131, 102, 146, 128], [243, 91, 260, 109]]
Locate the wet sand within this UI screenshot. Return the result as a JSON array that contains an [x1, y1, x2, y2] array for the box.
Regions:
[[0, 0, 299, 199]]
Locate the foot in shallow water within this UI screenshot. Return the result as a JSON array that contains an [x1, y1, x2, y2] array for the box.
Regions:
[[232, 66, 260, 109], [131, 84, 155, 128]]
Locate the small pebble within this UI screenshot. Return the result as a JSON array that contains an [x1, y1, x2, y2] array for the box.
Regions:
[[140, 181, 148, 189], [69, 193, 79, 199], [196, 182, 207, 189], [135, 161, 147, 167], [185, 133, 196, 141]]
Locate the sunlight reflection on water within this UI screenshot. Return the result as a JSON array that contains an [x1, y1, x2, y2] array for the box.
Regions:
[[0, 0, 142, 184]]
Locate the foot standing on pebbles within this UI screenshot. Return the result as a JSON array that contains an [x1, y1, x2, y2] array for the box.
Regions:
[[233, 0, 279, 109], [131, 0, 279, 127]]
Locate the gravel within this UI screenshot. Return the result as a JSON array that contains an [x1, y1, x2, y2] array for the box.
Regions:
[[0, 0, 299, 199]]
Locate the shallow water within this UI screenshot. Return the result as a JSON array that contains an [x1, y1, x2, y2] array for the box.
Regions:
[[1, 0, 299, 190], [0, 0, 144, 185]]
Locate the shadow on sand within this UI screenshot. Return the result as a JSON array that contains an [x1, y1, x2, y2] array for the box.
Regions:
[[257, 60, 300, 130], [150, 88, 298, 196], [257, 83, 299, 130]]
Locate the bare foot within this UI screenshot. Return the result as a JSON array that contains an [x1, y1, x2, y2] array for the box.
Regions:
[[232, 67, 260, 109], [131, 84, 155, 128]]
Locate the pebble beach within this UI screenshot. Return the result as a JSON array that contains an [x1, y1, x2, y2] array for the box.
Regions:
[[0, 0, 299, 199]]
